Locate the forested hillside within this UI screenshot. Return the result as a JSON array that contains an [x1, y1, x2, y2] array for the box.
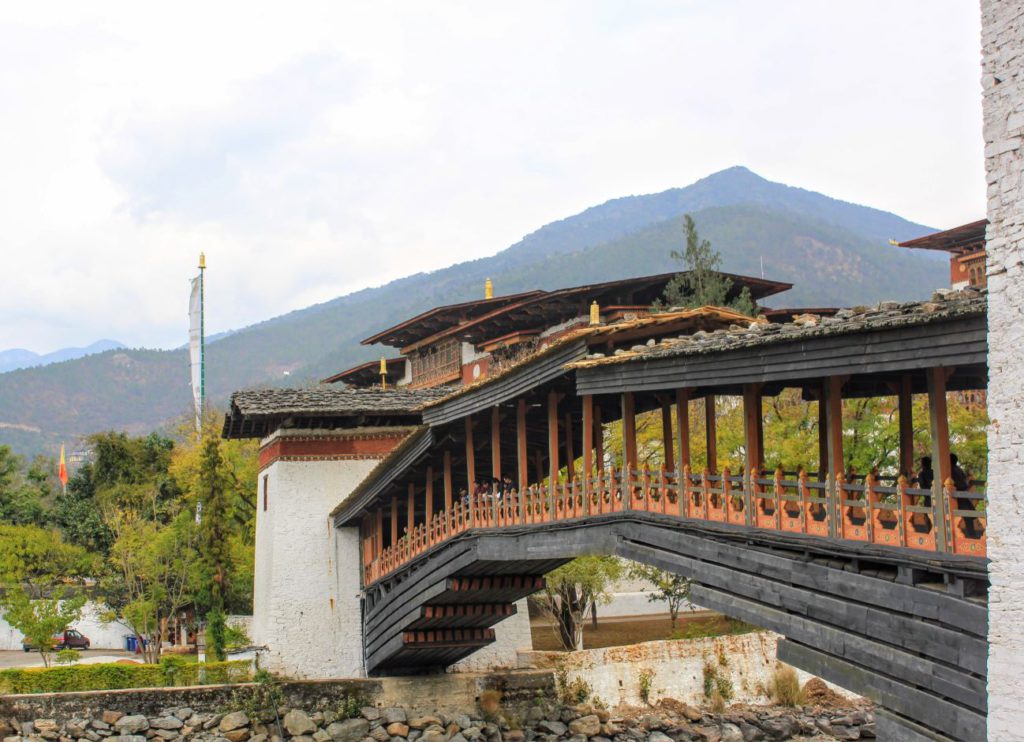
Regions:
[[0, 167, 947, 456]]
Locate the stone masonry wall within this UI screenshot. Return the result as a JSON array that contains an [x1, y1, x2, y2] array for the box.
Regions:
[[449, 600, 533, 674], [253, 454, 377, 679], [981, 2, 1024, 740]]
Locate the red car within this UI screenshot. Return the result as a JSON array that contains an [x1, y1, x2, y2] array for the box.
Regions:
[[22, 629, 91, 652]]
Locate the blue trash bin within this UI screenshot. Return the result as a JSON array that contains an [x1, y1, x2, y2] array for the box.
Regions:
[[126, 635, 137, 652]]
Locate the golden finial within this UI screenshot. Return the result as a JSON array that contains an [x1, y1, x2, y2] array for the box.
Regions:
[[590, 300, 600, 325], [379, 357, 388, 389], [484, 278, 494, 299], [198, 252, 206, 269]]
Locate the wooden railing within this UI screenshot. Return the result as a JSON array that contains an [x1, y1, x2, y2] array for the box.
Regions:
[[363, 465, 987, 585]]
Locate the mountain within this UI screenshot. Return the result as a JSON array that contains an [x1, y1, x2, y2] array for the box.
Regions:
[[0, 167, 948, 456], [0, 339, 125, 373]]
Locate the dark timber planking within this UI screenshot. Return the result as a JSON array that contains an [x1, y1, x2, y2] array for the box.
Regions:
[[576, 316, 987, 395], [360, 514, 988, 741], [422, 340, 588, 425], [778, 639, 984, 741]]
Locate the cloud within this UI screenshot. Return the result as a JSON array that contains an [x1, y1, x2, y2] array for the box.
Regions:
[[0, 1, 984, 354]]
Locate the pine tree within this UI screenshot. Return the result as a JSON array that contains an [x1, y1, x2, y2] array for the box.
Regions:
[[661, 215, 755, 316], [196, 436, 232, 661]]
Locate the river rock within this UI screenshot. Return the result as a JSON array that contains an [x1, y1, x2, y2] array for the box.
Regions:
[[719, 724, 743, 742], [406, 719, 441, 732], [385, 724, 408, 738], [537, 721, 566, 736], [326, 719, 369, 742], [284, 713, 316, 737], [567, 716, 600, 737], [114, 717, 149, 735], [381, 710, 406, 726], [102, 714, 124, 727], [219, 713, 248, 734]]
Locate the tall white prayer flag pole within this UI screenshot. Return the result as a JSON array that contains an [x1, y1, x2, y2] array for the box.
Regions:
[[189, 253, 206, 432]]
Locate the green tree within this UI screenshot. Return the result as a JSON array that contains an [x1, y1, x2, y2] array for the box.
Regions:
[[195, 435, 234, 660], [1, 587, 85, 667], [103, 509, 198, 664], [0, 446, 53, 527], [0, 524, 93, 596], [661, 215, 755, 316], [629, 563, 692, 629], [55, 463, 114, 554], [537, 556, 623, 650]]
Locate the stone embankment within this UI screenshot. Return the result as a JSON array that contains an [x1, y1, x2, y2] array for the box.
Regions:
[[0, 695, 874, 742]]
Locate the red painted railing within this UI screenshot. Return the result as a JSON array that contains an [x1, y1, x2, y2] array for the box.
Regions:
[[363, 465, 987, 585]]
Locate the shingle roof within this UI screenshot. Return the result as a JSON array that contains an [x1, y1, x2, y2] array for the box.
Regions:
[[222, 386, 452, 438], [570, 289, 987, 369]]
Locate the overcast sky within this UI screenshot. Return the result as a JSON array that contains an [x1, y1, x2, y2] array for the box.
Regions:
[[0, 1, 984, 353]]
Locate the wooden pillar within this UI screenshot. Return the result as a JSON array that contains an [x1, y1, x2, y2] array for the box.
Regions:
[[465, 416, 476, 490], [825, 377, 845, 478], [517, 399, 528, 490], [705, 394, 718, 473], [362, 515, 373, 566], [425, 466, 434, 526], [595, 403, 605, 471], [534, 449, 544, 486], [817, 386, 828, 482], [390, 495, 398, 545], [898, 374, 914, 477], [547, 390, 560, 483], [622, 392, 638, 472], [661, 400, 675, 472], [564, 412, 575, 481], [927, 367, 952, 550], [443, 450, 453, 511], [743, 384, 764, 474], [375, 506, 383, 556], [676, 389, 691, 471], [491, 406, 502, 482], [407, 483, 415, 533], [582, 395, 594, 490]]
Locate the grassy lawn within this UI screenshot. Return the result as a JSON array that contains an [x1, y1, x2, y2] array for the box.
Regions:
[[529, 611, 757, 651]]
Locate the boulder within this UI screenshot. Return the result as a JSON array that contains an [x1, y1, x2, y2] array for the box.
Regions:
[[536, 721, 566, 737], [313, 731, 331, 742], [381, 711, 406, 726], [91, 722, 110, 732], [385, 725, 408, 739], [109, 737, 147, 742], [102, 714, 124, 727], [369, 729, 390, 742], [152, 719, 185, 732], [223, 731, 250, 742], [720, 724, 743, 742], [173, 711, 195, 722], [284, 713, 317, 738], [326, 720, 370, 742], [406, 720, 442, 732], [33, 722, 58, 734], [647, 734, 672, 742], [567, 716, 600, 737], [360, 711, 380, 723], [114, 718, 149, 735]]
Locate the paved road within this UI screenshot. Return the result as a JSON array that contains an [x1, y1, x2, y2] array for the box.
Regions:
[[0, 649, 137, 669]]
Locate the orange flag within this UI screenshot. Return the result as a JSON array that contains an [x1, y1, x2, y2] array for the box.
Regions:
[[58, 444, 68, 489]]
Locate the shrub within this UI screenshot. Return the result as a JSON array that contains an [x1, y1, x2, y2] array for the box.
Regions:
[[479, 689, 502, 718], [702, 662, 733, 705], [0, 659, 252, 694], [55, 649, 80, 666], [638, 668, 655, 705], [555, 668, 592, 704], [765, 664, 805, 707]]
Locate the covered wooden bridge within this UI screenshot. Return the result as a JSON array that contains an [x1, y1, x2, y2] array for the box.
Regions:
[[320, 290, 989, 741]]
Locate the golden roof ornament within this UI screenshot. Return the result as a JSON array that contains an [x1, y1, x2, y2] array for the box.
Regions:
[[379, 357, 388, 389], [485, 278, 494, 299], [590, 300, 600, 325]]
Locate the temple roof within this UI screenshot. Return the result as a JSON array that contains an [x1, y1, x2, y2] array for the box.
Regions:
[[570, 289, 987, 369], [222, 386, 449, 439], [360, 291, 544, 348], [896, 220, 988, 254], [363, 272, 792, 352], [322, 357, 406, 386]]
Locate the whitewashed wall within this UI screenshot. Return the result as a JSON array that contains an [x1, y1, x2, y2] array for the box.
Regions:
[[544, 632, 858, 709], [0, 602, 132, 651], [252, 451, 375, 678], [449, 598, 533, 672], [982, 2, 1024, 740]]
